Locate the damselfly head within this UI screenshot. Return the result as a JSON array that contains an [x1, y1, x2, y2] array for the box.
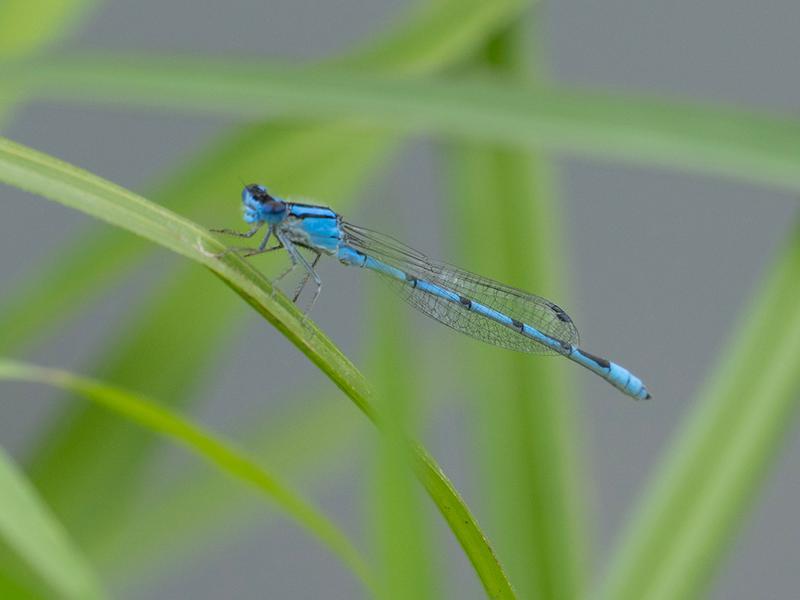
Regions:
[[242, 184, 287, 224]]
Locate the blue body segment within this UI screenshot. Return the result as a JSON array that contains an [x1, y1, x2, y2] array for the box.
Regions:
[[284, 203, 341, 253], [219, 184, 651, 400]]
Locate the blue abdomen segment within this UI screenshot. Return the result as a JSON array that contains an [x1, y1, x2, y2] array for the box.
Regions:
[[567, 347, 651, 400], [339, 246, 459, 301], [338, 245, 650, 400], [508, 325, 650, 399]]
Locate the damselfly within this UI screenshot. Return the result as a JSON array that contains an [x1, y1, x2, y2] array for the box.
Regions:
[[212, 184, 651, 400]]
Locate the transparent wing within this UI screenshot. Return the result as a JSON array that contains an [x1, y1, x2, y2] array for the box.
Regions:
[[342, 223, 579, 354]]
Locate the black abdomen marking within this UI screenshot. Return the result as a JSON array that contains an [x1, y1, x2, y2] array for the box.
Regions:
[[580, 350, 610, 369]]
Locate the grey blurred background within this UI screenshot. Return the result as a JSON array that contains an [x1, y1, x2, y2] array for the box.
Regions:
[[2, 1, 799, 598]]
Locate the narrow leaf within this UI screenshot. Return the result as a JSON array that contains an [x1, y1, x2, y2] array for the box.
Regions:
[[11, 56, 800, 192], [0, 136, 516, 599], [602, 221, 800, 599], [27, 129, 394, 550], [368, 273, 436, 599], [6, 0, 532, 574], [0, 359, 373, 592], [0, 446, 104, 600], [95, 394, 366, 583]]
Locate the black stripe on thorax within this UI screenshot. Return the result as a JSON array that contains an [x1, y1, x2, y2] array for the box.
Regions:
[[292, 213, 337, 220], [289, 204, 337, 220]]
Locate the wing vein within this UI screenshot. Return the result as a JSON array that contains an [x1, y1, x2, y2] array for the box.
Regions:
[[342, 222, 579, 354]]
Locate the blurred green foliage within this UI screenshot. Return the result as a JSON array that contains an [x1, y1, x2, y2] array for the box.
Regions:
[[0, 1, 799, 599]]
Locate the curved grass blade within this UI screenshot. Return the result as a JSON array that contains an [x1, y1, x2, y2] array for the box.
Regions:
[[0, 136, 516, 599], [101, 380, 454, 587], [0, 135, 365, 413], [6, 0, 532, 575], [0, 445, 104, 600], [95, 393, 367, 583], [4, 1, 531, 593], [601, 221, 800, 599], [28, 269, 240, 543], [26, 130, 394, 550], [0, 359, 374, 592], [11, 56, 800, 192], [0, 121, 389, 354]]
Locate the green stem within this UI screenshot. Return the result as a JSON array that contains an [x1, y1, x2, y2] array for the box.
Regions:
[[7, 56, 800, 192], [602, 221, 800, 599]]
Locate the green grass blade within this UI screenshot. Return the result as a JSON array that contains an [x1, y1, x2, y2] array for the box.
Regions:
[[27, 268, 240, 541], [0, 359, 374, 591], [410, 444, 514, 599], [0, 121, 389, 354], [101, 378, 453, 587], [0, 0, 530, 392], [0, 135, 516, 599], [96, 393, 367, 583], [8, 122, 392, 559], [0, 445, 104, 600], [447, 28, 585, 599], [18, 57, 800, 189], [601, 221, 800, 599], [6, 0, 531, 573], [13, 56, 800, 191], [26, 130, 394, 551], [100, 324, 448, 587], [98, 312, 445, 588], [0, 131, 373, 428], [3, 1, 533, 588], [337, 0, 530, 74], [367, 278, 436, 600], [452, 147, 584, 600]]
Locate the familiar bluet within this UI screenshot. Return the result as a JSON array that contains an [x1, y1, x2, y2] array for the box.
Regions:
[[212, 184, 651, 400]]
